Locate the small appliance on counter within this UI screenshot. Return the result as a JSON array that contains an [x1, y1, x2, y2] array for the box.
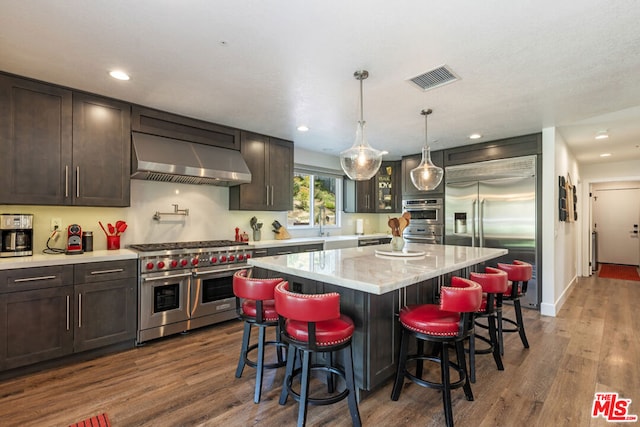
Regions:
[[1, 213, 33, 257], [65, 224, 84, 254]]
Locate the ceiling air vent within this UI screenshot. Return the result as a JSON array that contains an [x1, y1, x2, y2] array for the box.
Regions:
[[409, 65, 459, 91]]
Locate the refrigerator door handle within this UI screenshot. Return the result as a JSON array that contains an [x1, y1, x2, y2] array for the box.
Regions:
[[471, 199, 477, 247], [479, 198, 485, 247]]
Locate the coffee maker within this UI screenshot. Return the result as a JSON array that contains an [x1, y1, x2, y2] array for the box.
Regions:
[[1, 214, 34, 257]]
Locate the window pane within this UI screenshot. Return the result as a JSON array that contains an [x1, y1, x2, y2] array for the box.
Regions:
[[288, 173, 311, 226], [314, 175, 337, 226]]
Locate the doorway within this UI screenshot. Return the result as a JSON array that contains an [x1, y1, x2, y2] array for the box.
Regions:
[[592, 183, 640, 266]]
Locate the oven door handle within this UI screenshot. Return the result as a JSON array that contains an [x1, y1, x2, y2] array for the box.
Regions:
[[192, 265, 248, 277], [143, 272, 192, 282]]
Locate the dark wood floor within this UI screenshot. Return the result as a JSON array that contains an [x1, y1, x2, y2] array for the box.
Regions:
[[1, 273, 638, 426]]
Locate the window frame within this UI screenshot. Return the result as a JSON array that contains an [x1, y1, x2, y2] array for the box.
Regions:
[[288, 167, 343, 230]]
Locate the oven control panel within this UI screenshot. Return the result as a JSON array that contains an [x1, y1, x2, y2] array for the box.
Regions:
[[140, 249, 253, 273]]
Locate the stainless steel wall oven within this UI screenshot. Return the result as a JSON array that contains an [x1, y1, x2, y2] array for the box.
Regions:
[[130, 240, 253, 343], [402, 198, 444, 244]]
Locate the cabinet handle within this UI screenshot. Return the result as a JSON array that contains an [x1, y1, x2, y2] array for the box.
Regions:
[[13, 275, 57, 283], [271, 185, 275, 206], [76, 166, 80, 198], [66, 295, 70, 331], [265, 185, 270, 205], [90, 268, 124, 275], [65, 165, 69, 198], [78, 293, 82, 328]]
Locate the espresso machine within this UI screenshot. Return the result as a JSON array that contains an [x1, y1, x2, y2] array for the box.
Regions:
[[1, 214, 34, 257]]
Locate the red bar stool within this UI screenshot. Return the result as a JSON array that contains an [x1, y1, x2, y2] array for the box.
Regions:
[[274, 281, 361, 427], [391, 277, 482, 427], [496, 260, 532, 352], [468, 267, 508, 383], [233, 269, 287, 403]]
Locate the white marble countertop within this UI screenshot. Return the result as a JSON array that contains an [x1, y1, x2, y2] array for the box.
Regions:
[[251, 233, 390, 249], [0, 249, 138, 270], [248, 243, 508, 295]]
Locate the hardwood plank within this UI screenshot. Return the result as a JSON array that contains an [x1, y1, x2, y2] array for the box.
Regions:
[[0, 274, 638, 426]]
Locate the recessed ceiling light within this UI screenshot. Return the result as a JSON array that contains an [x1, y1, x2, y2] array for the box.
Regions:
[[469, 133, 482, 140], [595, 131, 608, 140], [109, 70, 130, 81], [297, 125, 309, 132], [600, 153, 612, 157]]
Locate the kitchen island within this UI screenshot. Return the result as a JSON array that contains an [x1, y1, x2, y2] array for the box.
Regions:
[[248, 243, 507, 398]]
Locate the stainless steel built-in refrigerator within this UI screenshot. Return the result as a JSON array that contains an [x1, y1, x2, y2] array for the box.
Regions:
[[444, 155, 540, 308]]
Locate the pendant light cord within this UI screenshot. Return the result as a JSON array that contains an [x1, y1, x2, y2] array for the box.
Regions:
[[422, 108, 432, 149]]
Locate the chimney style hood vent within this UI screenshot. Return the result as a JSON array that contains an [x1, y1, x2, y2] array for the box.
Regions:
[[131, 132, 252, 186]]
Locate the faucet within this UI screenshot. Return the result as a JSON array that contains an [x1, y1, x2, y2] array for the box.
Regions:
[[318, 205, 326, 236]]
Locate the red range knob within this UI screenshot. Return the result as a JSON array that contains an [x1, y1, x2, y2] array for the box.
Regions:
[[146, 262, 154, 270], [170, 260, 178, 268], [211, 256, 218, 263], [181, 259, 188, 267], [245, 253, 251, 259], [229, 255, 235, 262], [220, 255, 227, 262], [191, 258, 199, 266], [238, 254, 244, 261], [157, 261, 165, 269]]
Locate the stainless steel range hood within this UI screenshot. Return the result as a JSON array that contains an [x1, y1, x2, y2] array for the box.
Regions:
[[131, 132, 251, 186]]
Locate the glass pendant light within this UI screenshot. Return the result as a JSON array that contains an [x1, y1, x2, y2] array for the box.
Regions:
[[410, 109, 444, 190], [340, 70, 386, 181]]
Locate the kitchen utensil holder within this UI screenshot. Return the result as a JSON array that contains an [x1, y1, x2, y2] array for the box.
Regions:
[[107, 235, 120, 250], [153, 204, 189, 221]]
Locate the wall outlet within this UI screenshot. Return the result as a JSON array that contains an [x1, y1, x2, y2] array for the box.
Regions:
[[51, 218, 62, 231]]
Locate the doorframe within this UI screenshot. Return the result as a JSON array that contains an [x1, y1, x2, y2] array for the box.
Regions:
[[581, 177, 640, 276]]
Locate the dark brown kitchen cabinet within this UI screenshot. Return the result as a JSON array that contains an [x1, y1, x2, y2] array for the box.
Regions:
[[0, 73, 131, 206], [73, 260, 137, 352], [401, 150, 444, 197], [131, 106, 240, 150], [0, 265, 74, 371], [229, 131, 293, 211], [0, 260, 136, 372], [72, 93, 131, 206], [344, 161, 401, 213], [0, 74, 72, 205]]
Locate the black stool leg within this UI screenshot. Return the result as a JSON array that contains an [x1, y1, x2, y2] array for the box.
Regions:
[[344, 344, 362, 427], [455, 340, 473, 402], [391, 328, 410, 401], [254, 325, 266, 403], [327, 351, 335, 393], [514, 299, 529, 348], [441, 342, 454, 427], [280, 344, 297, 405], [236, 321, 251, 378], [497, 306, 504, 355], [488, 313, 504, 371], [416, 339, 424, 379], [469, 326, 476, 383], [297, 350, 311, 427]]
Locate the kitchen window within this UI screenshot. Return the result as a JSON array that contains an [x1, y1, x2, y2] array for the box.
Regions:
[[287, 168, 342, 229]]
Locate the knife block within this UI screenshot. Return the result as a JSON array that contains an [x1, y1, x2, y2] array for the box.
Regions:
[[275, 227, 291, 240]]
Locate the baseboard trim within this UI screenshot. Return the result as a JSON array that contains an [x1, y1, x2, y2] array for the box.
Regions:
[[540, 274, 578, 317]]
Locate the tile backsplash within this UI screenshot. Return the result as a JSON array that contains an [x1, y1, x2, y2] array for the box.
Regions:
[[3, 180, 388, 253]]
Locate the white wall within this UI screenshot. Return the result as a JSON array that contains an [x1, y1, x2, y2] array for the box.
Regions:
[[578, 159, 640, 276], [540, 127, 580, 317]]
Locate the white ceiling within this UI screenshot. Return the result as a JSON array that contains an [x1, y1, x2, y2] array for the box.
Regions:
[[2, 1, 640, 165]]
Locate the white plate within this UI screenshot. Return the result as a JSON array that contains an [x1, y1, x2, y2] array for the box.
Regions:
[[375, 249, 426, 257]]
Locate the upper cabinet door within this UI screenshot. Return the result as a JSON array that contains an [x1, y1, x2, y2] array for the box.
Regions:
[[72, 93, 131, 206], [229, 131, 293, 211], [375, 161, 401, 213], [0, 74, 72, 205]]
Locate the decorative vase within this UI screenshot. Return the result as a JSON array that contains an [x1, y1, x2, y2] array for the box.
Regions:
[[253, 229, 261, 242], [390, 235, 404, 251]]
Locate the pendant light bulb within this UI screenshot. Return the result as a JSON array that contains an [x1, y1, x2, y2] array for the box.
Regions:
[[410, 109, 444, 191], [340, 70, 385, 181]]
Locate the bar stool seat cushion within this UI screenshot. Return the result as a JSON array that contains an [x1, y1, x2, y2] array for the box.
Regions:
[[241, 299, 279, 321], [284, 315, 354, 346], [399, 304, 462, 337]]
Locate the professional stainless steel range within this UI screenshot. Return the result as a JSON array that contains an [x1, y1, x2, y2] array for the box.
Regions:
[[129, 240, 253, 343]]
